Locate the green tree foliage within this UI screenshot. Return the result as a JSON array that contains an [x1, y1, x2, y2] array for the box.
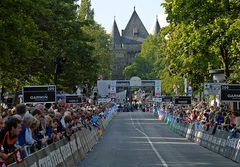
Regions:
[[124, 34, 165, 80], [0, 0, 113, 97], [162, 0, 240, 81], [78, 0, 113, 94], [0, 0, 48, 94], [78, 0, 94, 22], [124, 0, 240, 95]]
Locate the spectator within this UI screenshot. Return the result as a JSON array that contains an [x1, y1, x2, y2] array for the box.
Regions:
[[222, 112, 230, 131], [22, 114, 39, 155], [0, 117, 21, 162], [16, 104, 27, 118], [45, 115, 53, 144], [229, 111, 237, 129], [0, 116, 4, 131], [22, 114, 36, 145], [51, 119, 61, 142]]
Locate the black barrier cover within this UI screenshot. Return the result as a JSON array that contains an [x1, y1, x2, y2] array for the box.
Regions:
[[174, 96, 191, 105], [161, 96, 173, 102], [221, 84, 240, 102], [23, 85, 56, 103], [65, 95, 82, 104]]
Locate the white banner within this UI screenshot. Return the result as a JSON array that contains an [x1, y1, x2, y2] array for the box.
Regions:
[[130, 76, 141, 86], [155, 80, 161, 97], [97, 80, 111, 98], [109, 81, 117, 98]]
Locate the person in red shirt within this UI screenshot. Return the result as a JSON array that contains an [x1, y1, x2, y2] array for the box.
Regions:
[[0, 117, 21, 163]]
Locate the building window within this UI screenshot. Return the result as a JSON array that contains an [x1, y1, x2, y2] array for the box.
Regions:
[[133, 28, 139, 36]]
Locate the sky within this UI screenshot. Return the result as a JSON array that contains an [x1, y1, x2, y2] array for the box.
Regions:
[[90, 0, 168, 34]]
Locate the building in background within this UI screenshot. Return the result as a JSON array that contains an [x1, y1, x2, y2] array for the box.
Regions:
[[111, 7, 160, 80]]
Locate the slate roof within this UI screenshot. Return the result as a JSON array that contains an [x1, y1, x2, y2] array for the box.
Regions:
[[110, 18, 122, 46], [121, 7, 148, 41], [152, 16, 161, 35]]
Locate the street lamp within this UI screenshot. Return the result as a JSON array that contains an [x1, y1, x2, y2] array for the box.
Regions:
[[209, 69, 225, 83]]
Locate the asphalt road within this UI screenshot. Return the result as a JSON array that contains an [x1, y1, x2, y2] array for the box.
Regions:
[[77, 112, 239, 167]]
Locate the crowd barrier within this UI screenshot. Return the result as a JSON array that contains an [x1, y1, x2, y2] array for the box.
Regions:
[[158, 110, 240, 163], [8, 107, 118, 167]]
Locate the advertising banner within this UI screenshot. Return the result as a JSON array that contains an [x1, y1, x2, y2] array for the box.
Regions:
[[97, 80, 111, 98], [65, 95, 82, 104], [109, 81, 117, 98], [22, 85, 56, 103], [161, 96, 173, 102], [174, 96, 191, 105], [154, 80, 161, 97], [221, 84, 240, 102]]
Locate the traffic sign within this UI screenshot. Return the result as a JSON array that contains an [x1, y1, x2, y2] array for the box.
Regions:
[[204, 83, 224, 95], [188, 86, 192, 96]]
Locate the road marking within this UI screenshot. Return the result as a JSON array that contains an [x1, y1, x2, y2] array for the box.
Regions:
[[130, 114, 168, 167]]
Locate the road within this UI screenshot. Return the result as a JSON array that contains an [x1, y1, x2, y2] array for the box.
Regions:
[[77, 112, 239, 167]]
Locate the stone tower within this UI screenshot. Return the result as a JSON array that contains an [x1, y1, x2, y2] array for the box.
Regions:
[[111, 7, 150, 80], [152, 16, 161, 35], [111, 7, 148, 80]]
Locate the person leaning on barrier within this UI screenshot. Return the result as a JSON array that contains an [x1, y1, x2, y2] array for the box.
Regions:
[[51, 119, 61, 142], [228, 112, 239, 139], [31, 109, 46, 150], [63, 114, 74, 140], [0, 117, 21, 163], [0, 116, 4, 131], [222, 112, 230, 131]]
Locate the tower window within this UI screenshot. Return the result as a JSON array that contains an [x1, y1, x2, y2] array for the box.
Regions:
[[133, 28, 139, 36]]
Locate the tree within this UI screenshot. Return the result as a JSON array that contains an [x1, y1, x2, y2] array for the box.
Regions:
[[162, 0, 240, 81], [78, 0, 94, 22]]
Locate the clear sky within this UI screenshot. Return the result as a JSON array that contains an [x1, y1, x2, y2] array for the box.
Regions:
[[90, 0, 168, 34]]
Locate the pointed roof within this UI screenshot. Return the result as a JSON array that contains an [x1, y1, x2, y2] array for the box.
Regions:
[[122, 7, 148, 40], [110, 17, 122, 45], [152, 16, 161, 35]]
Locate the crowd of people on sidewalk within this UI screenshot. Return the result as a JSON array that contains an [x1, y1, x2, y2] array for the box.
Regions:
[[157, 101, 240, 139], [0, 99, 113, 165]]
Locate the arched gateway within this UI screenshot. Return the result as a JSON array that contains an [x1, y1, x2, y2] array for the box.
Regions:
[[97, 77, 161, 103]]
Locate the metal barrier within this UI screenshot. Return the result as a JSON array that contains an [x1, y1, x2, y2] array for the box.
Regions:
[[7, 107, 117, 167], [157, 110, 240, 163]]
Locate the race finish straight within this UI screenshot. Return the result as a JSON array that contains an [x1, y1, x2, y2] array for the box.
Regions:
[[130, 113, 168, 167]]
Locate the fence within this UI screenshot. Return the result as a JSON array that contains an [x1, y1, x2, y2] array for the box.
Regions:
[[7, 108, 117, 167], [158, 110, 240, 163]]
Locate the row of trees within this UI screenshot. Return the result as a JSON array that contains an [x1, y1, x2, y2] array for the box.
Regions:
[[0, 0, 113, 98], [124, 0, 240, 95]]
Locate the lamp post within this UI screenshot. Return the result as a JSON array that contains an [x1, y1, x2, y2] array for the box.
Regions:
[[209, 69, 225, 83]]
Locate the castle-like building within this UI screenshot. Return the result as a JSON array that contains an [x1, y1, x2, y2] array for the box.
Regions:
[[111, 7, 161, 80]]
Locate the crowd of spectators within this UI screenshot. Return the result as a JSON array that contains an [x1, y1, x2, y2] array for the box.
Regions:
[[0, 99, 112, 165], [160, 102, 240, 139]]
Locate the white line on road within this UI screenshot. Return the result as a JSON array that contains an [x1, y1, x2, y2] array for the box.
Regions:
[[130, 114, 168, 167]]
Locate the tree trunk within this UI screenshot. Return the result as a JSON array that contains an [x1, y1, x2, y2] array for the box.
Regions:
[[220, 45, 230, 80], [13, 85, 20, 106]]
